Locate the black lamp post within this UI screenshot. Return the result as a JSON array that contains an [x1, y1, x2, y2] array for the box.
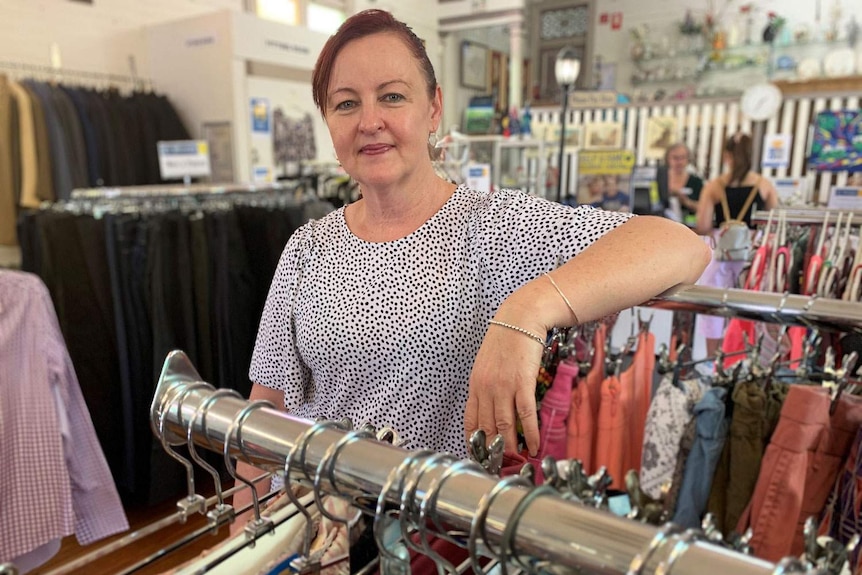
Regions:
[[555, 47, 580, 203]]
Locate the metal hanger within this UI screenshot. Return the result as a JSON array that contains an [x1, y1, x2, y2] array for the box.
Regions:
[[653, 529, 701, 575], [466, 475, 532, 575], [399, 452, 461, 574], [373, 450, 435, 575], [223, 400, 276, 539], [283, 419, 347, 569], [158, 382, 209, 518], [186, 388, 242, 530], [627, 523, 682, 575]]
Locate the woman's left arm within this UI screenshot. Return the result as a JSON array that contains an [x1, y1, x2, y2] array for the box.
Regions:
[[465, 215, 711, 455]]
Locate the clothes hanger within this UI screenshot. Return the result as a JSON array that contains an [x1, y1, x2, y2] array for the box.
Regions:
[[805, 211, 834, 295], [817, 212, 845, 297], [773, 211, 794, 294], [821, 213, 854, 298], [746, 209, 774, 291]]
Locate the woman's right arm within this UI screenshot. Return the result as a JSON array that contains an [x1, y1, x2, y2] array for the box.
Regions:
[[229, 382, 286, 535]]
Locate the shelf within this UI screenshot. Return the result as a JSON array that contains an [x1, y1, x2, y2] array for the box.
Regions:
[[632, 39, 848, 64]]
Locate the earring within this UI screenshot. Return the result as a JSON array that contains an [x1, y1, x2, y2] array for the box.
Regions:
[[428, 132, 438, 147]]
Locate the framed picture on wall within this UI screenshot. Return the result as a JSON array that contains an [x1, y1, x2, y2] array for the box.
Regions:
[[644, 117, 679, 161], [584, 122, 624, 149], [461, 41, 489, 91]]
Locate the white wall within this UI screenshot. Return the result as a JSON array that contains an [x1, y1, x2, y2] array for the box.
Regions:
[[592, 0, 862, 95], [0, 0, 242, 78]]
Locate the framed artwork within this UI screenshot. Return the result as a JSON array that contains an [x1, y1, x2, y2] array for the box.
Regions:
[[644, 117, 679, 161], [461, 41, 488, 91], [584, 122, 624, 149]]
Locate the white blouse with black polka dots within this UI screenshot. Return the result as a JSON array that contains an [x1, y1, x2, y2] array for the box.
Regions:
[[249, 185, 633, 458]]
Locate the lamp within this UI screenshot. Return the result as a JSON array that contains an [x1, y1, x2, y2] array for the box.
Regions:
[[554, 47, 580, 203]]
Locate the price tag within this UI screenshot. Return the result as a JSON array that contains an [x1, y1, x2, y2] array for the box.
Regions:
[[157, 140, 212, 180]]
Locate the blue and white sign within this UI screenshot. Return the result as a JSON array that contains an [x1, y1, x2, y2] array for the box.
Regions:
[[157, 140, 211, 180], [762, 133, 792, 169], [465, 163, 491, 194], [250, 97, 270, 134]]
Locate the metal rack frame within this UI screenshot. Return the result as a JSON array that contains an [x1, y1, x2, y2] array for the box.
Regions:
[[150, 283, 849, 574]]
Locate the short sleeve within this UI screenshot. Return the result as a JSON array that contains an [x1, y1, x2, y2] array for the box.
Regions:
[[472, 189, 634, 306], [248, 224, 313, 406]]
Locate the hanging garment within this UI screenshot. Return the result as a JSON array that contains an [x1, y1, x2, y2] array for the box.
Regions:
[[0, 270, 128, 565], [639, 376, 704, 499], [585, 325, 607, 418], [537, 359, 576, 462], [736, 386, 862, 561], [706, 380, 781, 533], [672, 386, 730, 528], [630, 330, 656, 471], [664, 415, 698, 517], [819, 426, 862, 575], [595, 364, 635, 491], [567, 366, 596, 474], [0, 75, 16, 246]]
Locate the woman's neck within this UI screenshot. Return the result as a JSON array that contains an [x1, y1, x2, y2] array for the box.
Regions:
[[345, 175, 456, 242]]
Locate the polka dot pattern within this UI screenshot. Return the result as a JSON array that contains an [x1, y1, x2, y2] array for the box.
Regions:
[[249, 185, 633, 457]]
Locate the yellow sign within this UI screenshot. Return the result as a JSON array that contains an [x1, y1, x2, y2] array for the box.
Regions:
[[578, 149, 636, 175]]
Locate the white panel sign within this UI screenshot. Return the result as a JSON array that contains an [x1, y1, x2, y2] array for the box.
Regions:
[[157, 140, 212, 180]]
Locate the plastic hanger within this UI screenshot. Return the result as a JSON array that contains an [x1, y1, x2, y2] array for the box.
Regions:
[[804, 211, 833, 295], [822, 213, 854, 298], [746, 209, 774, 290]]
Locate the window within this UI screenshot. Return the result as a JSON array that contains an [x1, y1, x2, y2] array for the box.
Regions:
[[308, 2, 345, 34], [255, 0, 299, 25]]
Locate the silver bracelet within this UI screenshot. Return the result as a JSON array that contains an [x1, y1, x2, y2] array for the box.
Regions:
[[488, 320, 546, 346], [544, 272, 580, 325]]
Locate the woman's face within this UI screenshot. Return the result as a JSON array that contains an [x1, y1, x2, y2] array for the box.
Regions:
[[667, 146, 689, 174], [324, 32, 441, 192]]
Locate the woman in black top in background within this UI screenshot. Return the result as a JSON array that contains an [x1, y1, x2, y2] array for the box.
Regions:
[[665, 142, 703, 225], [695, 133, 779, 357]]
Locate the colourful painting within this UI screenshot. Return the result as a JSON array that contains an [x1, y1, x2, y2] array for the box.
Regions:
[[808, 110, 862, 173]]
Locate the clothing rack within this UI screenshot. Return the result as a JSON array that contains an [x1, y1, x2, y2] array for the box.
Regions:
[[151, 347, 809, 575], [0, 60, 150, 90], [751, 208, 862, 226], [647, 285, 862, 334], [69, 182, 301, 200]]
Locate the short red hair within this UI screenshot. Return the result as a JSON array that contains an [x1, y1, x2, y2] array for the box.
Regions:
[[311, 9, 437, 117]]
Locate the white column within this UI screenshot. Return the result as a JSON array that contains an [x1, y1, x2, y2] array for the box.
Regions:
[[507, 18, 524, 112]]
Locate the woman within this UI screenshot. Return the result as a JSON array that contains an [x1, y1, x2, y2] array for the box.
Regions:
[[665, 142, 703, 224], [695, 133, 779, 356], [234, 9, 709, 509]]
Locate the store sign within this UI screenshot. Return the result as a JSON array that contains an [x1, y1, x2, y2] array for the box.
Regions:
[[157, 140, 211, 180], [569, 91, 617, 109], [827, 186, 862, 210], [762, 133, 792, 169], [578, 149, 636, 175], [465, 163, 491, 194]]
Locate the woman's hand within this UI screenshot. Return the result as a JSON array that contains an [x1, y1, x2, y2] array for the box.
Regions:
[[465, 309, 546, 456], [464, 216, 711, 457]]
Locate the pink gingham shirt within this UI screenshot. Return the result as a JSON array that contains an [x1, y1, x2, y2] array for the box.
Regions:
[[0, 270, 128, 563]]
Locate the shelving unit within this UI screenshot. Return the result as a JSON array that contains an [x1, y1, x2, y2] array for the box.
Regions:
[[629, 38, 860, 99]]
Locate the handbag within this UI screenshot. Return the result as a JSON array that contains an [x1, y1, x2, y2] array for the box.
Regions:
[[714, 178, 761, 262]]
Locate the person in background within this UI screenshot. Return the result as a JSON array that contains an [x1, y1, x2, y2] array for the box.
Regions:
[[232, 8, 710, 527], [665, 142, 703, 225], [695, 133, 779, 357]]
